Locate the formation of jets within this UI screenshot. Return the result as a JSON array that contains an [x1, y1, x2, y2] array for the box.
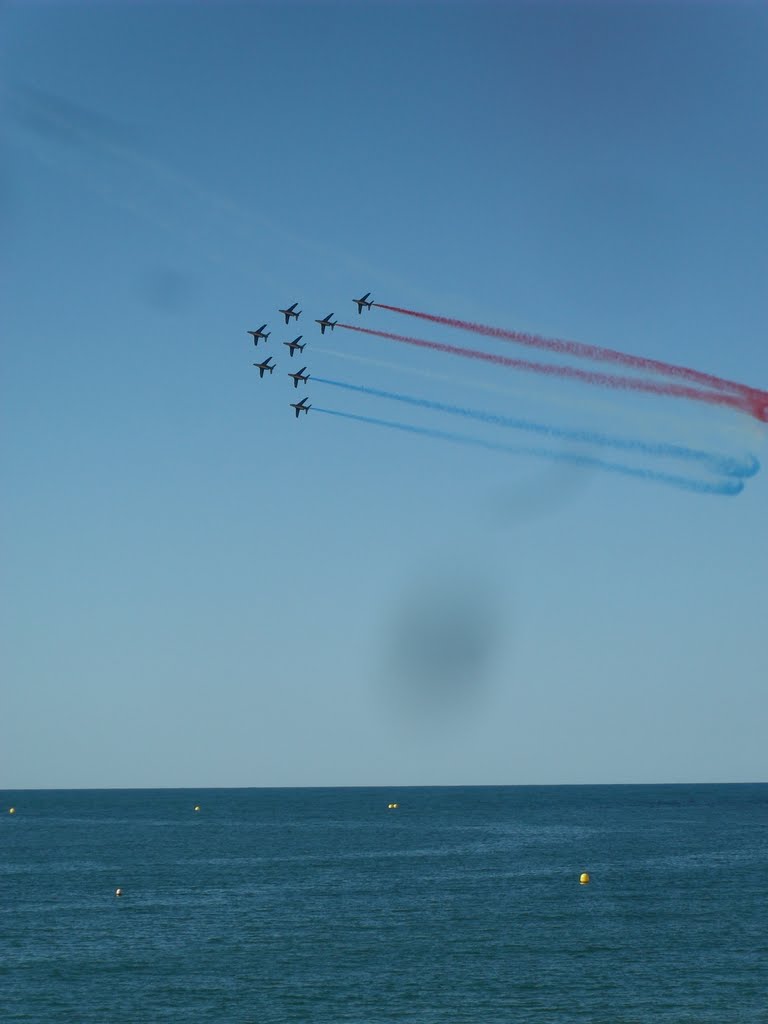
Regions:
[[291, 398, 311, 418], [245, 294, 373, 417], [288, 366, 310, 388], [248, 324, 270, 345], [354, 292, 374, 314], [283, 336, 305, 357], [253, 356, 275, 378], [279, 302, 301, 324], [315, 313, 338, 335]]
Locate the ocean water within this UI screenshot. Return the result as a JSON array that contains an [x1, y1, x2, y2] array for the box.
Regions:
[[1, 785, 766, 1023]]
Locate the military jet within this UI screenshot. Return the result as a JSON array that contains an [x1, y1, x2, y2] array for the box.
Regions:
[[279, 302, 301, 325], [288, 366, 310, 389], [315, 313, 338, 335], [353, 292, 374, 314], [253, 356, 276, 378], [283, 336, 306, 357], [248, 324, 270, 345], [291, 397, 311, 418]]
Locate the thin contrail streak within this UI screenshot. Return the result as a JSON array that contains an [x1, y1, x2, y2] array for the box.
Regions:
[[2, 82, 419, 301]]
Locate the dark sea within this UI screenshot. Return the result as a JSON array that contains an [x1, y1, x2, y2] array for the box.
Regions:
[[1, 785, 766, 1023]]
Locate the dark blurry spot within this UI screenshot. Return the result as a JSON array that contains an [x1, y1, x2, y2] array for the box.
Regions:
[[383, 569, 503, 714], [142, 269, 198, 315], [6, 83, 137, 153], [490, 459, 593, 525], [0, 147, 14, 245]]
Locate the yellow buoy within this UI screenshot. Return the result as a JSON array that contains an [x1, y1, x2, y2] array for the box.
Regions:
[[115, 888, 123, 897], [387, 803, 399, 809], [8, 807, 16, 815], [579, 872, 590, 885], [194, 805, 201, 812]]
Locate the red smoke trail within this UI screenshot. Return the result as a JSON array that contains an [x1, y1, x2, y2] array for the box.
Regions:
[[374, 303, 768, 416], [339, 323, 758, 419]]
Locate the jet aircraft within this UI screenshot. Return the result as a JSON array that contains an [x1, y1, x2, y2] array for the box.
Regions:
[[279, 302, 301, 324], [288, 366, 310, 389], [283, 336, 306, 357], [253, 356, 276, 378], [353, 292, 374, 314], [315, 313, 338, 334], [248, 324, 270, 345], [291, 398, 311, 418]]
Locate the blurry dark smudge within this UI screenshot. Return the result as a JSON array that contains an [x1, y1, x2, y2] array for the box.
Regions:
[[0, 149, 14, 244], [5, 82, 137, 153], [382, 569, 504, 716], [490, 458, 593, 525], [141, 268, 198, 315]]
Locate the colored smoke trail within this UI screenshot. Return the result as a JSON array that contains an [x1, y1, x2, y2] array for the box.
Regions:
[[312, 377, 759, 479], [374, 302, 768, 412], [339, 323, 755, 418], [313, 408, 745, 497], [317, 346, 758, 451]]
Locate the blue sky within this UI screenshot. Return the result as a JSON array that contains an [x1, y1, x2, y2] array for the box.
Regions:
[[1, 1, 766, 789]]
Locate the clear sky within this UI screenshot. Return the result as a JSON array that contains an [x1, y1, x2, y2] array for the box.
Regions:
[[1, 1, 766, 789]]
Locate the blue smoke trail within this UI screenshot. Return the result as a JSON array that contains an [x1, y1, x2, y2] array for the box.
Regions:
[[317, 345, 759, 452], [313, 408, 745, 497], [312, 377, 758, 480]]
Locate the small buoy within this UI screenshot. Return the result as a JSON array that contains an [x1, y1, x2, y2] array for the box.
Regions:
[[115, 888, 123, 897], [579, 872, 590, 885], [387, 803, 399, 809], [8, 807, 15, 815], [194, 805, 201, 812]]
